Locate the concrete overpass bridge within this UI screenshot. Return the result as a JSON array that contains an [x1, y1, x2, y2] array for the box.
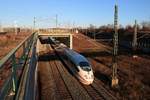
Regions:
[[38, 28, 73, 49]]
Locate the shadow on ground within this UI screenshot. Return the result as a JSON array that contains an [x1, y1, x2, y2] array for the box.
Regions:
[[80, 51, 111, 58], [38, 52, 58, 61], [94, 71, 111, 86]]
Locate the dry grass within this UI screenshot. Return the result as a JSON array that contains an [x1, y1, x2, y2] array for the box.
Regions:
[[0, 32, 31, 59]]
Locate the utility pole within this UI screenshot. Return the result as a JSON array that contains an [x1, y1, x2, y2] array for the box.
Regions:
[[86, 27, 87, 36], [14, 21, 18, 35], [33, 17, 36, 32], [94, 26, 96, 40], [0, 21, 2, 32], [111, 3, 119, 87], [133, 20, 138, 57], [56, 14, 58, 28], [73, 22, 75, 33]]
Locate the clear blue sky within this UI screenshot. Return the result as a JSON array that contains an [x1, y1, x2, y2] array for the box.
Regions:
[[0, 0, 150, 28]]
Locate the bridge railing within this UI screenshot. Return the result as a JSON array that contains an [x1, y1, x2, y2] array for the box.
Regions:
[[0, 32, 36, 99], [15, 32, 38, 100]]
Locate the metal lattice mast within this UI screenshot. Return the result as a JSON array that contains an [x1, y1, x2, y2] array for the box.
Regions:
[[133, 20, 137, 51], [111, 4, 119, 87]]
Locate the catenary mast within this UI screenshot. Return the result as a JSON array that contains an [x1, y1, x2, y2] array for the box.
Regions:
[[111, 2, 119, 87]]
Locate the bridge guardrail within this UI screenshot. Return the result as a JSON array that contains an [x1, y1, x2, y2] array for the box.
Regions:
[[0, 32, 36, 99], [15, 32, 38, 100]]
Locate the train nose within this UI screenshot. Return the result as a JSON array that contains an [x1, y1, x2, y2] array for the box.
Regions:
[[86, 77, 94, 85], [84, 74, 94, 80], [84, 75, 93, 80]]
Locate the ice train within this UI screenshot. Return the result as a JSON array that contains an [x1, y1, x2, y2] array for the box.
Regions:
[[56, 44, 94, 85]]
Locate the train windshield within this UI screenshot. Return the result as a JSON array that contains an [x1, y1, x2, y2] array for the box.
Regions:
[[79, 62, 91, 71]]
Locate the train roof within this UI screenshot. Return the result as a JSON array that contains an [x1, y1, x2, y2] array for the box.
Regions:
[[64, 48, 89, 65]]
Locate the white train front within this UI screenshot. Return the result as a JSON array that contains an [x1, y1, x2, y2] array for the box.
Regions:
[[57, 45, 94, 85]]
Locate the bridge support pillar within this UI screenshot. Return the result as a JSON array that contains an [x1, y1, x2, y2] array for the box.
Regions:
[[70, 34, 73, 49]]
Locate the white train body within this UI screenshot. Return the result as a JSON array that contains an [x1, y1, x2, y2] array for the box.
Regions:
[[57, 46, 94, 85]]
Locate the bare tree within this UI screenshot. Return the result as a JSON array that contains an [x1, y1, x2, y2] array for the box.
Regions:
[[141, 21, 150, 30]]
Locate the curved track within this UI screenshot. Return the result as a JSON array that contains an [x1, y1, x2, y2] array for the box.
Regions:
[[47, 38, 118, 100]]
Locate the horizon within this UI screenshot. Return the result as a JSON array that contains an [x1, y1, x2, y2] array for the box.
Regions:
[[0, 0, 150, 28]]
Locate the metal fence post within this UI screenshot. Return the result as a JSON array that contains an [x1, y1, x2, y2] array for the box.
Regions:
[[22, 43, 26, 60], [19, 43, 26, 66], [12, 54, 17, 92]]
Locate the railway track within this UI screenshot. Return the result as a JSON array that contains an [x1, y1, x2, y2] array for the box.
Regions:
[[47, 44, 91, 100], [47, 38, 118, 100], [92, 78, 117, 100], [81, 84, 104, 100], [49, 61, 72, 99], [45, 44, 72, 100], [56, 53, 107, 99], [56, 51, 117, 100]]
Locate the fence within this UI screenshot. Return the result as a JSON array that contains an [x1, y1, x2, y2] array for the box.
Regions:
[[0, 32, 37, 99]]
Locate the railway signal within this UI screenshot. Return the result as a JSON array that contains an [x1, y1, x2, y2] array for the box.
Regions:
[[111, 3, 119, 87]]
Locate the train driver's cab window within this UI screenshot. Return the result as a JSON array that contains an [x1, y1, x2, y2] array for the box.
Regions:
[[79, 62, 91, 71]]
